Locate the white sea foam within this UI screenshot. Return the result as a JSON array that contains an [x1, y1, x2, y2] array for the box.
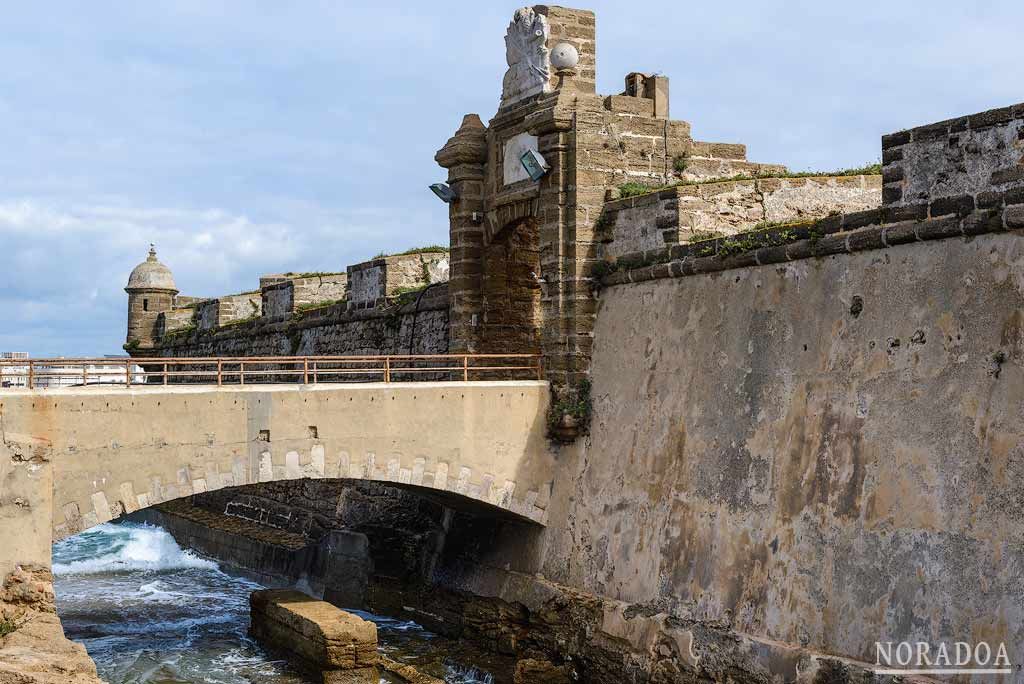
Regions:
[[447, 662, 495, 684], [53, 523, 217, 575], [136, 580, 182, 601]]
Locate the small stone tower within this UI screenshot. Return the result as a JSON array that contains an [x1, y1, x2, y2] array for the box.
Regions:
[[125, 246, 178, 353]]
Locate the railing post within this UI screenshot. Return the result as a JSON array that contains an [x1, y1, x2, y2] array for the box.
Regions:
[[28, 361, 34, 390], [217, 360, 223, 386], [125, 360, 131, 388], [384, 357, 390, 383], [240, 361, 245, 386], [313, 361, 318, 384], [536, 355, 543, 381], [83, 365, 88, 387], [303, 358, 309, 385], [163, 363, 168, 386], [463, 355, 469, 382]]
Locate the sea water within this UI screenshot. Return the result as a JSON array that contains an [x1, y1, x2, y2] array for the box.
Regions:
[[53, 522, 498, 684]]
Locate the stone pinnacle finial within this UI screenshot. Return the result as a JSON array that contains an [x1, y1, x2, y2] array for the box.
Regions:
[[148, 244, 157, 261], [435, 114, 488, 169]]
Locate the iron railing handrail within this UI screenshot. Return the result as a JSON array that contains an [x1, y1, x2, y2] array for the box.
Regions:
[[0, 354, 544, 389]]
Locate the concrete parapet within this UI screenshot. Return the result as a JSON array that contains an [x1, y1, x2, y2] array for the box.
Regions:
[[249, 589, 378, 683]]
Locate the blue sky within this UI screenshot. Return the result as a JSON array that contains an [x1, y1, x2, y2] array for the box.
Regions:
[[1, 1, 1021, 356]]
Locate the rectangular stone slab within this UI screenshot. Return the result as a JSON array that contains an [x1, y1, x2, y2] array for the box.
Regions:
[[250, 589, 378, 673]]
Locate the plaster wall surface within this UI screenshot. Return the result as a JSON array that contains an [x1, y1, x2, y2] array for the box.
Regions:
[[533, 229, 1024, 667]]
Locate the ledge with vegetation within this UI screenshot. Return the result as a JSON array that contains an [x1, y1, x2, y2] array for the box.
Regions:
[[610, 163, 883, 202], [595, 195, 1023, 287]]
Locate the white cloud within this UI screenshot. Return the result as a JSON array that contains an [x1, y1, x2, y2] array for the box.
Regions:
[[0, 198, 441, 355]]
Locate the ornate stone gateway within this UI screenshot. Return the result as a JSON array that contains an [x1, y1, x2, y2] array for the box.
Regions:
[[437, 5, 770, 408]]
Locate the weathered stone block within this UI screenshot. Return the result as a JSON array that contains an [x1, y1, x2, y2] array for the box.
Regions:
[[347, 252, 449, 308], [929, 194, 975, 218], [197, 292, 262, 330], [250, 589, 378, 683], [603, 95, 654, 117], [514, 658, 571, 683], [913, 219, 958, 242], [882, 221, 919, 245], [883, 103, 1024, 210], [1006, 204, 1024, 229], [845, 226, 886, 252], [881, 203, 927, 224], [262, 274, 348, 318]]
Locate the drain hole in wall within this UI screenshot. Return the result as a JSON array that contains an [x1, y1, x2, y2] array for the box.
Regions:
[[850, 295, 864, 318], [307, 426, 318, 439]]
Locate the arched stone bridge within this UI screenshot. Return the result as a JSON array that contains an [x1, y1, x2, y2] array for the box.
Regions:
[[0, 381, 552, 580]]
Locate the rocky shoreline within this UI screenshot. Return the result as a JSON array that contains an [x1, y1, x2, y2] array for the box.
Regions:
[[0, 565, 103, 684]]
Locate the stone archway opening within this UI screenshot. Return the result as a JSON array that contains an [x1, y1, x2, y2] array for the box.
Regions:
[[50, 476, 542, 684], [480, 217, 542, 354]]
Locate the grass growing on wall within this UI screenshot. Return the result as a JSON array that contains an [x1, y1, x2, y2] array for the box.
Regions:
[[746, 217, 820, 233], [161, 324, 197, 342], [390, 284, 431, 308], [0, 614, 25, 637], [221, 315, 259, 327], [373, 245, 449, 259], [295, 298, 345, 313], [617, 162, 883, 199], [547, 379, 593, 432]]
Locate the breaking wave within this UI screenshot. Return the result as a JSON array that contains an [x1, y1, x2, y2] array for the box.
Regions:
[[52, 523, 217, 575]]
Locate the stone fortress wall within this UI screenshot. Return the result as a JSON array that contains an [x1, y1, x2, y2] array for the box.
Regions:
[[132, 250, 451, 358], [442, 101, 1024, 681]]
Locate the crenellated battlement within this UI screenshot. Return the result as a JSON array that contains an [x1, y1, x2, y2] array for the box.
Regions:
[[261, 273, 348, 320], [127, 249, 450, 358]]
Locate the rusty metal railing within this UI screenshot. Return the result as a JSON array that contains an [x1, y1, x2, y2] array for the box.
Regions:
[[0, 354, 544, 390]]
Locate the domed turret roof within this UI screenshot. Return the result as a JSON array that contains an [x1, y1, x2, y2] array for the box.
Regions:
[[126, 246, 178, 292]]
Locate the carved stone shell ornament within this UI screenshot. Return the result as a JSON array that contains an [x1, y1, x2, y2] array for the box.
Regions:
[[501, 7, 551, 106]]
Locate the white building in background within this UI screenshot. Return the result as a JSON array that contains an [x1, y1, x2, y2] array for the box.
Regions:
[[0, 352, 29, 388], [0, 354, 145, 388]]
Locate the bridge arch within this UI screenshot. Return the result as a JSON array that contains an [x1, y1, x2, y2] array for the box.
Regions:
[[0, 381, 553, 562]]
